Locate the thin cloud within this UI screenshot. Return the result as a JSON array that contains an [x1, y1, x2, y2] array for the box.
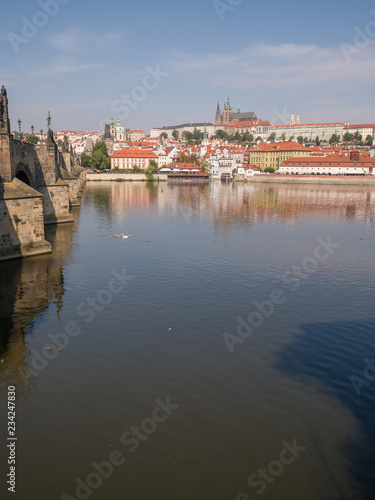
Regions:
[[47, 30, 85, 54], [165, 42, 375, 92], [96, 31, 124, 47]]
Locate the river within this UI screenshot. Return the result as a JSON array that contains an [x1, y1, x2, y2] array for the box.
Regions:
[[0, 181, 375, 499]]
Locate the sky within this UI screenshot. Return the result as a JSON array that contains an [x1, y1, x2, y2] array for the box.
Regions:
[[1, 0, 375, 134]]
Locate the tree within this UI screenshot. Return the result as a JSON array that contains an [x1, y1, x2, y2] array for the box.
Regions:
[[159, 132, 168, 140], [264, 167, 275, 173], [172, 129, 179, 140], [315, 136, 320, 146], [91, 141, 110, 170], [267, 132, 276, 142], [81, 153, 92, 168], [145, 160, 159, 180], [365, 135, 373, 146], [281, 133, 286, 142], [297, 136, 304, 144], [192, 127, 203, 141], [215, 129, 227, 140], [182, 131, 193, 141], [25, 134, 39, 144], [329, 134, 340, 145], [343, 132, 353, 142], [241, 131, 253, 143], [353, 131, 363, 142], [132, 165, 142, 173]]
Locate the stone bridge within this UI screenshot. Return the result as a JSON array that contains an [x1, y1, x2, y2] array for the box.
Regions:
[[0, 85, 87, 261]]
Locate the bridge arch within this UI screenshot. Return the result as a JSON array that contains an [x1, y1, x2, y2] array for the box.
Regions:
[[15, 163, 34, 188]]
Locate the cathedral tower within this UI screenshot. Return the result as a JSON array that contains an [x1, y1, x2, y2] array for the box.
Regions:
[[215, 102, 222, 126], [222, 96, 233, 124]]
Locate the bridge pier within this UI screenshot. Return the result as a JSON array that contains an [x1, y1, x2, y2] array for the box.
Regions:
[[0, 178, 52, 262], [0, 85, 87, 261]]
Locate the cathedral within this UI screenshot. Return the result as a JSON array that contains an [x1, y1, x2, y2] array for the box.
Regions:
[[215, 97, 258, 126]]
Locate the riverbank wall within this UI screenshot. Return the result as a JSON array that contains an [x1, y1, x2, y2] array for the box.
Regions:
[[235, 175, 375, 186], [87, 173, 168, 181]]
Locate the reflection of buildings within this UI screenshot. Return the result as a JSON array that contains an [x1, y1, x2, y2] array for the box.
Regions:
[[210, 183, 375, 229], [92, 180, 375, 231], [0, 214, 79, 397]]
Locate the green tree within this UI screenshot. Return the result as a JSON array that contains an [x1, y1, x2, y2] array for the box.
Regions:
[[192, 127, 203, 141], [81, 152, 92, 168], [25, 134, 39, 144], [132, 165, 142, 173], [353, 131, 362, 142], [172, 129, 179, 140], [215, 129, 227, 140], [90, 141, 110, 170], [281, 133, 286, 142], [297, 136, 304, 144], [343, 132, 353, 142], [267, 132, 276, 142], [182, 131, 193, 141], [315, 136, 320, 146], [145, 159, 159, 180], [329, 134, 340, 145], [159, 132, 168, 140], [365, 135, 373, 146], [264, 167, 275, 173], [241, 131, 253, 143]]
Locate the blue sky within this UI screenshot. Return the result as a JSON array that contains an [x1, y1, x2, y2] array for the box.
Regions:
[[1, 0, 375, 134]]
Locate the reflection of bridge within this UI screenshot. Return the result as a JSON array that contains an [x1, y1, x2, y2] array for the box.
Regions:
[[0, 86, 86, 261], [0, 215, 79, 396]]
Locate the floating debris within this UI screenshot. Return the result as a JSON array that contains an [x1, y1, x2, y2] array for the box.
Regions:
[[45, 347, 51, 350]]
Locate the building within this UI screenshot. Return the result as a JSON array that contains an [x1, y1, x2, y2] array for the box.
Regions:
[[127, 130, 145, 141], [271, 122, 347, 142], [248, 141, 312, 171], [110, 148, 158, 170], [344, 124, 375, 139], [150, 123, 215, 140], [279, 150, 375, 175], [110, 117, 126, 141], [215, 97, 257, 125]]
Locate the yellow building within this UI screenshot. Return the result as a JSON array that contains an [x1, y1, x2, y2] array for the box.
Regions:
[[248, 142, 312, 171]]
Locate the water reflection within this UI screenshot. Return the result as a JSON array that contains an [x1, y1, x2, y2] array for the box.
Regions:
[[84, 181, 375, 230], [276, 320, 375, 500], [0, 210, 79, 397]]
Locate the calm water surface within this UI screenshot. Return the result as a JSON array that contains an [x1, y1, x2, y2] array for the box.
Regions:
[[1, 181, 375, 500]]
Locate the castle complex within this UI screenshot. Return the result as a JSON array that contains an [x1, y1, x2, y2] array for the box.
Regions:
[[215, 97, 258, 125]]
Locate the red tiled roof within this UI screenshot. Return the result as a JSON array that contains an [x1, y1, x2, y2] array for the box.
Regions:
[[111, 148, 157, 159]]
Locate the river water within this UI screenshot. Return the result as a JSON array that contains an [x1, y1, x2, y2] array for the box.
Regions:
[[0, 181, 375, 500]]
